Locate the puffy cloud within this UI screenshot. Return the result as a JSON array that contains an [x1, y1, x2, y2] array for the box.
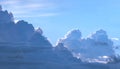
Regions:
[[35, 27, 43, 35], [88, 29, 113, 46], [90, 29, 108, 43], [64, 29, 82, 40], [57, 29, 115, 62], [57, 29, 82, 54]]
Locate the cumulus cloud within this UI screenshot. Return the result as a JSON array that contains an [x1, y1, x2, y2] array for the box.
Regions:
[[57, 29, 82, 53], [57, 29, 115, 62], [59, 29, 81, 41], [90, 29, 109, 43]]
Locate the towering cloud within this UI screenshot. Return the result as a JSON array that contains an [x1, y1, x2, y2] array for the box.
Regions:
[[1, 5, 120, 69], [0, 6, 81, 69], [0, 6, 51, 47], [58, 29, 115, 62], [90, 29, 113, 45], [63, 29, 82, 40], [58, 29, 82, 54]]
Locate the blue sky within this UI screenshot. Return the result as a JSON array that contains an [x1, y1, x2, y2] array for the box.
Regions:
[[0, 0, 120, 45]]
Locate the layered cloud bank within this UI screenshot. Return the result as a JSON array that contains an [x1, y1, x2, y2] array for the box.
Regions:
[[0, 5, 81, 69], [0, 5, 120, 69]]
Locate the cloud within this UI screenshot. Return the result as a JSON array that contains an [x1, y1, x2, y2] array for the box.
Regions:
[[88, 29, 110, 44], [11, 3, 53, 10], [57, 29, 115, 62], [14, 19, 19, 23], [14, 13, 59, 18], [37, 13, 59, 17], [22, 4, 45, 8], [62, 29, 81, 40], [111, 38, 120, 41], [0, 0, 20, 5], [0, 0, 58, 18]]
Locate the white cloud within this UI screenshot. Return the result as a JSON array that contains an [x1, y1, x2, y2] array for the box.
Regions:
[[0, 0, 19, 5], [14, 19, 19, 23], [63, 29, 81, 40], [12, 3, 53, 10], [0, 0, 58, 18], [23, 4, 45, 8], [111, 38, 119, 41], [39, 13, 59, 17], [14, 13, 59, 18], [11, 10, 29, 14], [57, 29, 115, 62]]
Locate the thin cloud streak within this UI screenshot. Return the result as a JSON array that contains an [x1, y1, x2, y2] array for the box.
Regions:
[[11, 3, 53, 10], [0, 0, 60, 18], [0, 0, 20, 5], [111, 38, 120, 41], [14, 13, 59, 18]]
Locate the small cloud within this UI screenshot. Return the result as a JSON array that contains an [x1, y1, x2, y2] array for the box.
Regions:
[[15, 13, 59, 18], [12, 4, 49, 10], [63, 29, 81, 39], [12, 10, 29, 14], [39, 13, 59, 17], [14, 19, 19, 23], [0, 0, 20, 5], [24, 4, 45, 8], [24, 3, 54, 9], [111, 38, 120, 41]]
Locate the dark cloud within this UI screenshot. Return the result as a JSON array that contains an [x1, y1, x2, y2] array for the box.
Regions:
[[0, 5, 120, 69], [0, 6, 80, 69], [0, 6, 14, 23]]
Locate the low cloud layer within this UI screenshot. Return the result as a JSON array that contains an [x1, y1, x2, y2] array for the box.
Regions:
[[0, 7, 81, 69], [1, 4, 120, 69]]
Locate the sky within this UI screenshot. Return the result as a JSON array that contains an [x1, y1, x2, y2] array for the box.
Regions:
[[0, 0, 120, 45]]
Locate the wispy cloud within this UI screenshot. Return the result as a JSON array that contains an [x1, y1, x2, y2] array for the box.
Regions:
[[12, 3, 53, 10], [111, 38, 120, 41], [0, 0, 20, 5], [23, 4, 45, 8], [14, 13, 59, 18], [0, 0, 59, 18], [39, 13, 59, 17]]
